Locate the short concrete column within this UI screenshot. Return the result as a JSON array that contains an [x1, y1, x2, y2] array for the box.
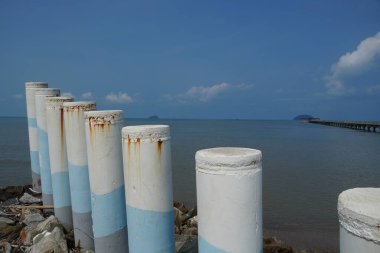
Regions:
[[84, 110, 128, 253], [46, 96, 74, 230], [122, 125, 175, 253], [338, 188, 380, 253], [25, 82, 48, 192], [63, 101, 96, 251], [35, 89, 60, 206], [196, 147, 263, 253]]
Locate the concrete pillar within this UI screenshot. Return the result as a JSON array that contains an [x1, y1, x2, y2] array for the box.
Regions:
[[338, 188, 380, 253], [196, 147, 263, 253], [122, 125, 175, 253], [46, 96, 74, 230], [35, 89, 60, 207], [63, 101, 96, 250], [84, 110, 128, 253], [25, 82, 48, 192]]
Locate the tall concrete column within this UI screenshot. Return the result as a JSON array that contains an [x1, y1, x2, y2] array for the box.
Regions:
[[63, 101, 96, 251], [338, 188, 380, 253], [46, 96, 74, 230], [122, 125, 175, 253], [25, 82, 48, 192], [196, 147, 263, 253], [84, 110, 128, 253], [35, 89, 60, 207]]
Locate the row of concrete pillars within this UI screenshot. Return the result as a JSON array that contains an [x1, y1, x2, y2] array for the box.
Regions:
[[25, 82, 263, 252], [25, 82, 379, 253]]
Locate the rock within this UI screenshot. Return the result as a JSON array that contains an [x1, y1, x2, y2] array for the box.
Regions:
[[0, 241, 12, 253], [174, 207, 183, 228], [21, 215, 61, 245], [0, 223, 22, 239], [0, 216, 15, 225], [175, 234, 198, 253], [19, 193, 42, 204], [30, 227, 68, 253], [174, 202, 188, 213], [187, 216, 198, 227], [0, 186, 24, 202], [22, 213, 45, 226], [0, 197, 19, 206]]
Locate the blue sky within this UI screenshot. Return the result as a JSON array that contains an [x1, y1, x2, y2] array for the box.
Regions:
[[1, 0, 379, 120]]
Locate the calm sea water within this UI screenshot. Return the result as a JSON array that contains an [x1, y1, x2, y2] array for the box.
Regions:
[[1, 117, 380, 251]]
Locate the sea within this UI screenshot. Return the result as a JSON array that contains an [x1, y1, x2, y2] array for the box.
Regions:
[[1, 117, 379, 251]]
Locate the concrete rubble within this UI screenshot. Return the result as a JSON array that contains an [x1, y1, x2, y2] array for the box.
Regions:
[[0, 185, 334, 253]]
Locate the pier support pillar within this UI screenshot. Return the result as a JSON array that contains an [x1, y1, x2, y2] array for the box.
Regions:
[[64, 101, 96, 250], [25, 82, 49, 192], [35, 89, 60, 207], [339, 188, 380, 253], [84, 110, 128, 253], [122, 125, 175, 253], [196, 147, 263, 253], [46, 97, 74, 230]]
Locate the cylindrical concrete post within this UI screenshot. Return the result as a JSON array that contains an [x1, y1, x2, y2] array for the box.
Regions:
[[338, 188, 380, 253], [46, 96, 74, 230], [122, 125, 175, 253], [25, 82, 48, 192], [84, 110, 128, 253], [35, 89, 60, 206], [196, 147, 263, 253], [63, 101, 96, 250]]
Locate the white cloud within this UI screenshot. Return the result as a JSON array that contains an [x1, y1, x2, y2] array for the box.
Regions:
[[61, 92, 75, 98], [81, 92, 93, 99], [12, 94, 24, 100], [164, 82, 254, 103], [325, 31, 380, 96], [105, 92, 133, 104]]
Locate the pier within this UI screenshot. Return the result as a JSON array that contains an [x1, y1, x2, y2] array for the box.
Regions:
[[309, 120, 379, 132]]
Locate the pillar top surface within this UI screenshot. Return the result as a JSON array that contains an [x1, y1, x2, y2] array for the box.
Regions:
[[338, 187, 380, 243], [63, 101, 96, 110], [196, 147, 262, 174], [46, 96, 73, 104], [84, 110, 124, 124], [122, 125, 170, 142], [25, 82, 48, 88]]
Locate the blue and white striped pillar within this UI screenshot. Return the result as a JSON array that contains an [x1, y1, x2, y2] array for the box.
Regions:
[[84, 110, 128, 253], [196, 147, 263, 253], [64, 101, 96, 251], [35, 89, 60, 206], [25, 82, 48, 192], [122, 125, 175, 253], [46, 96, 74, 230]]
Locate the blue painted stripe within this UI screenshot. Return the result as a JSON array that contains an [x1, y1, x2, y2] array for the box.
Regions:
[[198, 236, 263, 253], [28, 117, 37, 128], [126, 204, 175, 253], [52, 171, 72, 208], [68, 163, 92, 213], [30, 150, 40, 174], [92, 185, 127, 238], [38, 127, 53, 195]]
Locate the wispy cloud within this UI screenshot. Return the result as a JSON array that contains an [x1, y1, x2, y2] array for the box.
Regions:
[[61, 92, 75, 98], [81, 92, 93, 99], [105, 92, 133, 104], [367, 85, 380, 95], [164, 82, 254, 103], [325, 31, 380, 96], [12, 94, 24, 100]]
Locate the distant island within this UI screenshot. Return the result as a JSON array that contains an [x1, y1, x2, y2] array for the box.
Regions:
[[293, 115, 320, 121], [148, 115, 159, 120]]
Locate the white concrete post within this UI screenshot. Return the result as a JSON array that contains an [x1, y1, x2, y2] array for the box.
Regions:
[[196, 147, 263, 253], [25, 82, 48, 192], [35, 89, 60, 206], [46, 96, 74, 230], [84, 110, 128, 253], [63, 101, 96, 251], [338, 188, 380, 253], [122, 125, 175, 253]]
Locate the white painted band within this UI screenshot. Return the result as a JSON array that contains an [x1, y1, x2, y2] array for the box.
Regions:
[[338, 188, 380, 244]]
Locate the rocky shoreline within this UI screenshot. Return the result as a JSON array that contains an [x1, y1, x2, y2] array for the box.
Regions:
[[1, 186, 336, 253]]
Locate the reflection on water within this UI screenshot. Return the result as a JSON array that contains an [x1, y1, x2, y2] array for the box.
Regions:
[[1, 117, 380, 251]]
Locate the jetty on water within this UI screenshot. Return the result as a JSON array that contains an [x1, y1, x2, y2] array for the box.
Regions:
[[309, 119, 380, 133]]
